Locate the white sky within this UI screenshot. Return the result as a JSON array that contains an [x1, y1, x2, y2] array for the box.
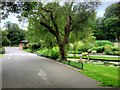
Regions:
[[0, 0, 119, 30]]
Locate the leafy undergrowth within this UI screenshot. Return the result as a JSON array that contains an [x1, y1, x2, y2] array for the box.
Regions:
[[80, 64, 119, 87]]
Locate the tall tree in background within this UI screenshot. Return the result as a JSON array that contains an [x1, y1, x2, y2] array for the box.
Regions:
[[104, 1, 120, 41], [4, 21, 26, 45], [94, 2, 120, 41]]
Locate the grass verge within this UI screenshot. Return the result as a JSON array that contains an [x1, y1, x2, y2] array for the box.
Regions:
[[67, 55, 119, 61], [80, 63, 119, 87], [0, 54, 3, 57]]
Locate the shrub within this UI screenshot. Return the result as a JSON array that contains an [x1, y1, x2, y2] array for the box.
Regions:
[[24, 49, 32, 53], [41, 48, 51, 56], [23, 45, 28, 49], [51, 46, 59, 59], [113, 51, 120, 56], [91, 50, 97, 54], [103, 45, 120, 55], [95, 40, 113, 47], [112, 47, 120, 51], [0, 47, 5, 54], [92, 46, 104, 53], [28, 43, 41, 50]]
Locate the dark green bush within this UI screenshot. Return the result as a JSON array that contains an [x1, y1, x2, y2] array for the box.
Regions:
[[0, 47, 5, 54], [23, 44, 28, 49], [95, 40, 113, 47], [28, 43, 41, 50]]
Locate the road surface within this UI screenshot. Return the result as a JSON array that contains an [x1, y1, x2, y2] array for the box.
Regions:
[[2, 47, 101, 88]]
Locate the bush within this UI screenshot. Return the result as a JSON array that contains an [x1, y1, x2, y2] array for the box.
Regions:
[[40, 48, 51, 56], [92, 46, 104, 53], [24, 49, 32, 53], [37, 46, 60, 59], [51, 46, 59, 59], [23, 45, 28, 49], [95, 40, 113, 47], [112, 47, 120, 51], [91, 50, 97, 54], [28, 43, 41, 50], [113, 51, 120, 56], [0, 47, 5, 54], [104, 45, 120, 56]]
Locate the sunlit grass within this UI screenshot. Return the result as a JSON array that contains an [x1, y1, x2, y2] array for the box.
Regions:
[[0, 54, 3, 57], [67, 55, 119, 61], [80, 63, 119, 87]]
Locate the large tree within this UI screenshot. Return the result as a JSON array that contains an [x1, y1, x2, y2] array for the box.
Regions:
[[104, 1, 120, 41], [94, 2, 120, 41], [4, 21, 26, 45], [1, 1, 99, 60]]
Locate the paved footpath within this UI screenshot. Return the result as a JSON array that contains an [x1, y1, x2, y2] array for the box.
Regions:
[[2, 47, 101, 88]]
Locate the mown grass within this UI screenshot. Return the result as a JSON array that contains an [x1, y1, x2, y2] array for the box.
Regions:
[[67, 55, 119, 61], [0, 54, 3, 57], [61, 60, 83, 69], [60, 60, 119, 87], [80, 63, 119, 87]]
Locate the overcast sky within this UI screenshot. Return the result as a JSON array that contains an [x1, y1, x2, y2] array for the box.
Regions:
[[0, 0, 119, 30]]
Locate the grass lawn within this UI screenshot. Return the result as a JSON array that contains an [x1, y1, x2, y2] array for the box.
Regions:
[[80, 63, 119, 87], [24, 49, 32, 53], [0, 54, 3, 57], [67, 55, 119, 61]]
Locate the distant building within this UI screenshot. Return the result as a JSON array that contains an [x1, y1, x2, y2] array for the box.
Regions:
[[19, 40, 29, 50]]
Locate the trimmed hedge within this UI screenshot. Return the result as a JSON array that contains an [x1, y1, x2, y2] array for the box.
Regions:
[[95, 40, 113, 47]]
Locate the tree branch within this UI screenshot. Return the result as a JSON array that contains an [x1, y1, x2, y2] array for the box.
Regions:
[[50, 13, 59, 32], [70, 18, 86, 32], [40, 21, 57, 36]]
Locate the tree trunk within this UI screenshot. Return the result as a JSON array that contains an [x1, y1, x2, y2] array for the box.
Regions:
[[73, 45, 76, 58], [59, 44, 67, 60]]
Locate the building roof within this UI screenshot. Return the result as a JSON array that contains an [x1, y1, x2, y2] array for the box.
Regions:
[[19, 40, 28, 43]]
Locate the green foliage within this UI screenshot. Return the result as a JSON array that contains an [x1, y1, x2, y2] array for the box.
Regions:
[[95, 40, 113, 47], [0, 47, 5, 54], [1, 30, 10, 46], [94, 2, 120, 41], [40, 48, 51, 56], [24, 48, 32, 53], [4, 21, 26, 45], [36, 46, 60, 59], [92, 46, 104, 53], [28, 43, 41, 50], [104, 45, 120, 56], [51, 46, 59, 59], [68, 40, 95, 54]]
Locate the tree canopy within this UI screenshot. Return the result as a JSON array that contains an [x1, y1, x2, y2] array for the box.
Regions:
[[1, 1, 100, 60], [93, 2, 120, 41], [4, 21, 26, 45]]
